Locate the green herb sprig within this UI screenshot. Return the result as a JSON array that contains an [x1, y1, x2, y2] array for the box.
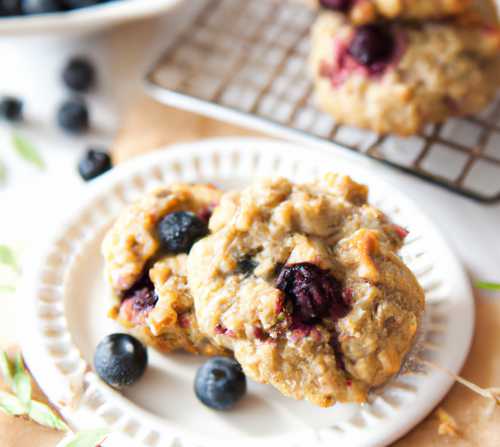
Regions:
[[0, 244, 20, 293], [0, 351, 68, 431], [11, 132, 45, 170], [476, 281, 500, 292], [0, 158, 6, 184], [0, 244, 19, 273]]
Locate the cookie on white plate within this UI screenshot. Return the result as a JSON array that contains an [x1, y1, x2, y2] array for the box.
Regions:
[[102, 183, 228, 356], [188, 175, 424, 407]]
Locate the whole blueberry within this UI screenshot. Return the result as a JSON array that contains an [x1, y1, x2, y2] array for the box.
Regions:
[[276, 263, 349, 324], [0, 0, 22, 16], [78, 148, 112, 181], [157, 211, 208, 254], [348, 24, 395, 67], [60, 0, 99, 9], [194, 357, 247, 410], [319, 0, 351, 11], [62, 57, 95, 92], [21, 0, 61, 14], [94, 333, 148, 388], [57, 97, 89, 134], [0, 96, 23, 122]]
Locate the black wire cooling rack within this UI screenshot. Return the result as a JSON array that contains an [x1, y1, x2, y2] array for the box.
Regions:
[[145, 0, 500, 203]]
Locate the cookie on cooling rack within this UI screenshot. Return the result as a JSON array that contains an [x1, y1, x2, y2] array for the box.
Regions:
[[310, 11, 500, 136], [102, 183, 228, 356], [187, 175, 424, 407], [314, 0, 472, 24]]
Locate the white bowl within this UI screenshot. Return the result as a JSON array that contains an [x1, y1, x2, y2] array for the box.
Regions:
[[0, 0, 182, 35], [22, 138, 474, 447]]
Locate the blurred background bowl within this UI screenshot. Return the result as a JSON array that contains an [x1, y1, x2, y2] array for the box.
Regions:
[[0, 0, 183, 35]]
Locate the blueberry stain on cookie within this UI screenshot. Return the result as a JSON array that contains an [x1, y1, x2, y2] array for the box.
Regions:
[[276, 263, 350, 325], [215, 324, 236, 337], [319, 0, 351, 11], [119, 274, 158, 324], [157, 211, 209, 254], [330, 330, 347, 372], [197, 207, 214, 223]]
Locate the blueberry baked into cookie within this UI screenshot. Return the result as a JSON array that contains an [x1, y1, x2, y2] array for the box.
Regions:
[[188, 175, 424, 407], [310, 11, 500, 135], [315, 0, 472, 25], [102, 183, 227, 356]]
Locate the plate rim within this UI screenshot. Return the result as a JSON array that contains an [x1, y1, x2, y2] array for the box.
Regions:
[[21, 136, 475, 447]]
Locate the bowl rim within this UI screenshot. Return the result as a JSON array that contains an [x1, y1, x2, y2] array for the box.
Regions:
[[0, 0, 183, 34]]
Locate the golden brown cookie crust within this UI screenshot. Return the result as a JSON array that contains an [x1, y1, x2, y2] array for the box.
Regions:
[[188, 175, 424, 406], [305, 0, 472, 24], [102, 183, 227, 356]]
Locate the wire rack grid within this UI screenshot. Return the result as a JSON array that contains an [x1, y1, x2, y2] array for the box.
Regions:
[[146, 0, 500, 203]]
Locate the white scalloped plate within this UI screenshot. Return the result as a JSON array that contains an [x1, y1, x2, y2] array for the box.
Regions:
[[22, 138, 474, 447]]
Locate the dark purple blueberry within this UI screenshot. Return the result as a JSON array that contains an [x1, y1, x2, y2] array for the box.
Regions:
[[94, 333, 148, 388], [122, 274, 158, 317], [330, 330, 346, 372], [276, 263, 349, 324], [0, 96, 23, 122], [60, 0, 99, 9], [194, 357, 247, 410], [126, 285, 157, 317], [235, 256, 257, 276], [157, 211, 208, 254], [21, 0, 61, 14], [78, 148, 112, 181], [62, 56, 96, 92], [57, 97, 89, 134], [0, 0, 22, 16], [348, 25, 395, 68], [319, 0, 351, 11]]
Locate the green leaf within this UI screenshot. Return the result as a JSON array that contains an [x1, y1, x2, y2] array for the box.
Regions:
[[0, 352, 15, 387], [28, 400, 69, 432], [13, 353, 31, 409], [62, 429, 109, 447], [476, 281, 500, 291], [0, 245, 18, 272], [0, 285, 16, 294], [11, 132, 45, 170], [0, 353, 69, 433], [0, 390, 26, 416], [0, 158, 6, 184]]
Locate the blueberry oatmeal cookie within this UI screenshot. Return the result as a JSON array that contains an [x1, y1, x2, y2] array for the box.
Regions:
[[188, 175, 424, 407], [314, 0, 472, 24], [102, 183, 227, 356], [310, 12, 500, 135]]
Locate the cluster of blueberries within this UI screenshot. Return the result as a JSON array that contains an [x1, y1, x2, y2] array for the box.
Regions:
[[94, 334, 247, 411], [0, 0, 113, 16], [0, 56, 112, 181]]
